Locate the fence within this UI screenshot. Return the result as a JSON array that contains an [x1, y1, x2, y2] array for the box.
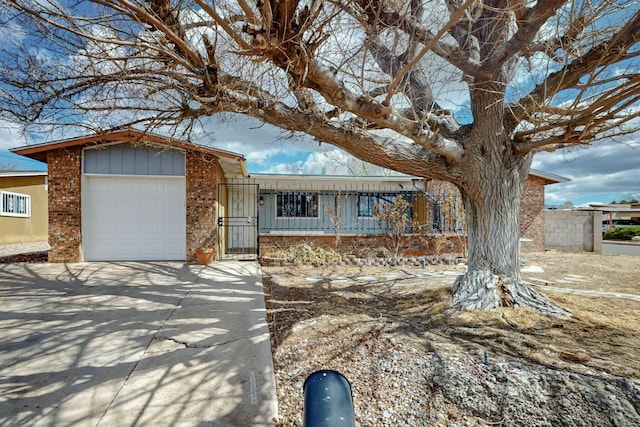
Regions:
[[255, 185, 464, 236]]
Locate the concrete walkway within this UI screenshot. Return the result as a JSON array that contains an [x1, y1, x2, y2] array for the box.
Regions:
[[0, 261, 278, 426], [602, 240, 640, 257], [0, 242, 50, 257]]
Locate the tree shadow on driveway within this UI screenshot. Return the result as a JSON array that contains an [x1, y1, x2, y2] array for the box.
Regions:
[[0, 261, 277, 427]]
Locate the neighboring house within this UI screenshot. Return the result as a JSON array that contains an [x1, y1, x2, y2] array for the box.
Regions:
[[11, 130, 247, 262], [0, 170, 48, 246], [11, 129, 568, 262]]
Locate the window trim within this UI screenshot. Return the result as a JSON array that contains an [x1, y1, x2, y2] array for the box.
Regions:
[[1, 190, 31, 218], [357, 193, 411, 218], [275, 192, 319, 218]]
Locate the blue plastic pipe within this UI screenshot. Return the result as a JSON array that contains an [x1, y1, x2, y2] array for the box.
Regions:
[[303, 370, 356, 427]]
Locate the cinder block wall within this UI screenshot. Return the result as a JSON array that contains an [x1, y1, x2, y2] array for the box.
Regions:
[[520, 176, 546, 252], [185, 152, 219, 261], [545, 210, 602, 252], [47, 148, 82, 262]]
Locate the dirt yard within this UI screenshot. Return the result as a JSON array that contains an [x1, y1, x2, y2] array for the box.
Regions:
[[262, 251, 640, 426]]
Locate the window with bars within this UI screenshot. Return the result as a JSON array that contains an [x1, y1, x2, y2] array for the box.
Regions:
[[1, 191, 31, 217], [276, 192, 318, 217], [357, 193, 412, 217]]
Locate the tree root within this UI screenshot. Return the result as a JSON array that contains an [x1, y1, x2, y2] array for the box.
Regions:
[[452, 270, 571, 318]]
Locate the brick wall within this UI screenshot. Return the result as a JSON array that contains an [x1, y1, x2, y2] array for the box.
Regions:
[[47, 148, 82, 262], [259, 233, 467, 259], [185, 152, 219, 261], [423, 176, 547, 253], [520, 175, 546, 252]]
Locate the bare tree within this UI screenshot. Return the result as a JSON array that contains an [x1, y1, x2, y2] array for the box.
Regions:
[[373, 195, 414, 258], [1, 0, 639, 315], [324, 191, 345, 250]]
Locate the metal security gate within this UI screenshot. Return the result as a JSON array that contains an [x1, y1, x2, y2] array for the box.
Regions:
[[218, 182, 259, 260]]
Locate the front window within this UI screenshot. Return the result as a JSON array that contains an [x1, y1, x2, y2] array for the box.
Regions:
[[276, 192, 318, 217], [1, 191, 31, 217], [358, 193, 411, 217]]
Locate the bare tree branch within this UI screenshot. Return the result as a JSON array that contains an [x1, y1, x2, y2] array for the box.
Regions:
[[483, 0, 567, 72], [511, 10, 640, 152]]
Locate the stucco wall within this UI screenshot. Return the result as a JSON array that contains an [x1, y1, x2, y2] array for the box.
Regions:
[[0, 175, 48, 245], [545, 209, 602, 252]]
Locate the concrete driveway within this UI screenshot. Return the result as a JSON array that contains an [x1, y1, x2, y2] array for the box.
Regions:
[[0, 261, 278, 426]]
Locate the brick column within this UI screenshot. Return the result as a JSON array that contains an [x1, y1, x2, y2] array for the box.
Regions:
[[185, 152, 219, 261], [47, 147, 82, 262], [520, 176, 546, 252]]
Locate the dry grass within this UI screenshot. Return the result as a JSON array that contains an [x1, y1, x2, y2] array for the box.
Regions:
[[263, 251, 640, 379]]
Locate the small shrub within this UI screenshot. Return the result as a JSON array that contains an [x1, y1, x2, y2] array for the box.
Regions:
[[271, 243, 342, 265], [373, 196, 414, 258], [603, 226, 640, 240]]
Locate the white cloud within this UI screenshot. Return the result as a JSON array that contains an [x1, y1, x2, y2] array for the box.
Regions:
[[0, 122, 28, 150], [533, 136, 640, 204], [199, 114, 320, 165]]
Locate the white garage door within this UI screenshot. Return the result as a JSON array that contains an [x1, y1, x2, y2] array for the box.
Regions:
[[83, 176, 186, 261]]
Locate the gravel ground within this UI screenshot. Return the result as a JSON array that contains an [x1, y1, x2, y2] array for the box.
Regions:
[[272, 324, 640, 426], [2, 245, 638, 425], [263, 256, 640, 426]]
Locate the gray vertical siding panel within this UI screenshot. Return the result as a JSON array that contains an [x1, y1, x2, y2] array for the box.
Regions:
[[110, 145, 123, 174], [94, 149, 110, 174], [172, 151, 186, 175], [256, 190, 383, 235], [84, 143, 185, 176], [121, 145, 136, 172], [84, 149, 97, 173], [144, 149, 161, 174]]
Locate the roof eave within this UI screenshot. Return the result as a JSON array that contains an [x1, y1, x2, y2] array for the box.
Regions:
[[9, 129, 245, 164], [529, 169, 571, 184]]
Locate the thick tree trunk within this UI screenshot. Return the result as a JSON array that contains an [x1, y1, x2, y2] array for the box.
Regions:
[[451, 156, 569, 317]]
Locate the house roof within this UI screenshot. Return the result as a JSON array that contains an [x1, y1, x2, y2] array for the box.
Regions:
[[10, 129, 247, 177], [576, 204, 640, 216], [9, 129, 568, 184], [253, 170, 570, 185], [529, 169, 570, 184], [250, 173, 422, 182]]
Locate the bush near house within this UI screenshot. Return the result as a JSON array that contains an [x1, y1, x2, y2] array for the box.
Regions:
[[603, 226, 640, 240]]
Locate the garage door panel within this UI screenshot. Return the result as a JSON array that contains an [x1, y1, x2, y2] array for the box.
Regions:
[[84, 176, 186, 261], [139, 222, 160, 235]]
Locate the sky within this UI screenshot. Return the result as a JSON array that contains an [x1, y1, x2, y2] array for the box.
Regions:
[[1, 2, 638, 207], [2, 114, 639, 207]]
